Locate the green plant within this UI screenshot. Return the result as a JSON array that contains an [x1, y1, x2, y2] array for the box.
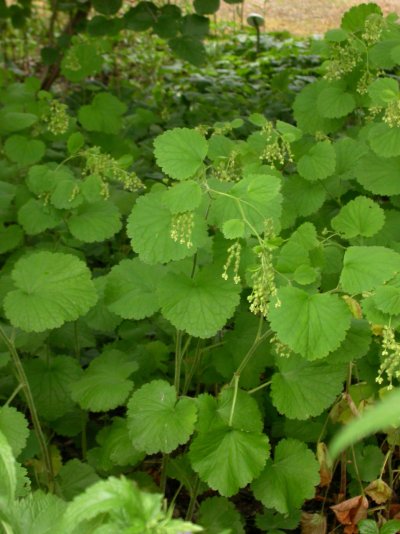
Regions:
[[1, 2, 400, 532]]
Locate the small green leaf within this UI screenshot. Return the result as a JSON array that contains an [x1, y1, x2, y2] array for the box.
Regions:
[[58, 459, 100, 500], [198, 497, 244, 534], [369, 122, 400, 158], [0, 406, 29, 457], [67, 132, 85, 154], [317, 86, 356, 118], [355, 151, 400, 196], [157, 265, 241, 338], [210, 174, 282, 236], [70, 350, 137, 412], [0, 429, 16, 503], [4, 252, 98, 332], [271, 353, 346, 420], [190, 427, 269, 497], [162, 180, 203, 213], [154, 128, 208, 180], [78, 93, 127, 134], [297, 141, 336, 181], [18, 199, 61, 235], [127, 380, 197, 454], [222, 219, 245, 239], [340, 246, 400, 293], [24, 355, 82, 420], [4, 135, 45, 166], [67, 201, 122, 243], [104, 258, 164, 320], [374, 284, 400, 315], [367, 78, 399, 106], [331, 196, 385, 238], [252, 439, 320, 514], [269, 287, 352, 360]]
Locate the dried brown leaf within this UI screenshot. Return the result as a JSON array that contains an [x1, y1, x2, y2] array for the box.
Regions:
[[301, 512, 327, 534], [331, 495, 368, 534], [365, 479, 392, 504]]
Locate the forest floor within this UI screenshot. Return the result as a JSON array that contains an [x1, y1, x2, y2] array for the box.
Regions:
[[218, 0, 400, 35]]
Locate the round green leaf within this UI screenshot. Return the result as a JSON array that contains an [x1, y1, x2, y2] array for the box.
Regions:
[[127, 189, 208, 264], [190, 427, 269, 497], [154, 128, 208, 180], [355, 151, 400, 196], [24, 355, 83, 420], [368, 122, 400, 158], [297, 141, 336, 181], [104, 258, 164, 319], [340, 246, 400, 294], [4, 135, 45, 166], [169, 36, 207, 66], [0, 406, 29, 457], [67, 201, 122, 243], [92, 0, 122, 15], [18, 199, 62, 235], [331, 196, 385, 238], [4, 252, 98, 332], [252, 439, 319, 514], [367, 78, 399, 106], [70, 350, 137, 412], [269, 287, 352, 360], [198, 497, 244, 534], [317, 86, 356, 118], [222, 219, 245, 239], [78, 93, 127, 135], [157, 266, 241, 338], [194, 0, 220, 15], [372, 284, 400, 315], [127, 380, 197, 454], [271, 353, 346, 420], [162, 180, 203, 213]]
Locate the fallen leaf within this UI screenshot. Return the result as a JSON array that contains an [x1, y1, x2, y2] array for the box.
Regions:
[[301, 512, 327, 534], [365, 479, 392, 504], [331, 495, 368, 534], [317, 443, 332, 487]]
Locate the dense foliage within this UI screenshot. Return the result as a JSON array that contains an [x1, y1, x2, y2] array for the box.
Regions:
[[0, 1, 400, 533]]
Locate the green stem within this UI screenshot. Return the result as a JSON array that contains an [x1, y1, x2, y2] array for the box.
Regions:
[[230, 325, 271, 385], [0, 327, 54, 491], [174, 330, 183, 396], [228, 374, 240, 427], [5, 383, 24, 406], [185, 475, 200, 521], [160, 453, 168, 495], [379, 449, 392, 480], [247, 380, 272, 395]]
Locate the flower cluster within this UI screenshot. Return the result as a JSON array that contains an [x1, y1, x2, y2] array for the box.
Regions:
[[82, 147, 144, 194], [383, 99, 400, 128], [170, 212, 194, 248], [270, 333, 291, 358], [44, 100, 69, 135], [376, 326, 400, 389], [260, 122, 293, 169], [63, 47, 81, 71], [324, 43, 360, 81], [362, 13, 384, 45], [222, 241, 241, 284], [356, 71, 374, 95], [247, 220, 280, 318], [213, 151, 242, 182]]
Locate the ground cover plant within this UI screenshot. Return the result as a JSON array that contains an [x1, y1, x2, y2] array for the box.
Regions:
[[0, 1, 400, 533]]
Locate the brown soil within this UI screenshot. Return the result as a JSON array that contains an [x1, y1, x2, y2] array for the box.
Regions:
[[218, 0, 400, 36]]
